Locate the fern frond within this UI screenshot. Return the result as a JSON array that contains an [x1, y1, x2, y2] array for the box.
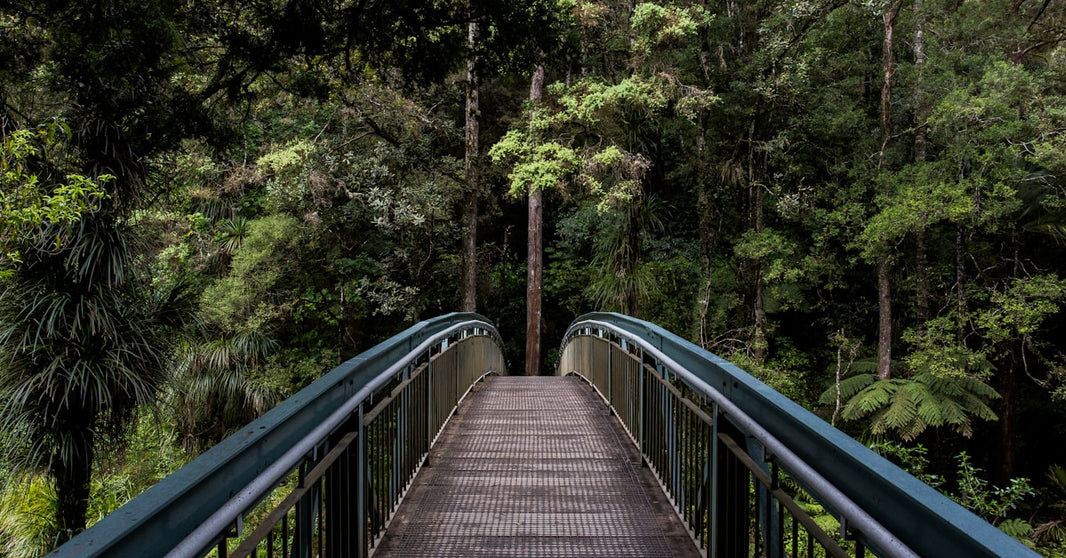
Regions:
[[849, 358, 881, 374], [937, 397, 964, 424], [818, 373, 875, 405], [940, 398, 974, 437], [837, 371, 1000, 440], [920, 373, 961, 397], [998, 518, 1034, 541], [955, 375, 1000, 400], [957, 391, 998, 422], [914, 383, 945, 428], [867, 406, 893, 437], [899, 416, 927, 442], [882, 381, 921, 430], [840, 378, 899, 421]]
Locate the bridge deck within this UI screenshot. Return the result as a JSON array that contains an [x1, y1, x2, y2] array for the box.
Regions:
[[372, 375, 701, 557]]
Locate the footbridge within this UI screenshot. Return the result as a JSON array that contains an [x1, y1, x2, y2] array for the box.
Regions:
[[50, 313, 1036, 557]]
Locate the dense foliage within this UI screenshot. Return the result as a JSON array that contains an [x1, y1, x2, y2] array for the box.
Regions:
[[2, 0, 1066, 554]]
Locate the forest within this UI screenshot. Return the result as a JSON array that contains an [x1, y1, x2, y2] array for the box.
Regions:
[[1, 0, 1066, 555]]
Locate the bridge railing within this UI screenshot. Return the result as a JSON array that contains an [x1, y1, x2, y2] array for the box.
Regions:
[[51, 312, 505, 558], [558, 312, 1037, 558]]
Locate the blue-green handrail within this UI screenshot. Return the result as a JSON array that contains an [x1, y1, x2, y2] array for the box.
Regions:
[[561, 312, 1036, 558], [50, 312, 502, 557]]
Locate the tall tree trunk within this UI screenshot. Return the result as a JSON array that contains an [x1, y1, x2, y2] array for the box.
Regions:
[[999, 358, 1017, 483], [460, 21, 479, 312], [913, 0, 931, 331], [748, 120, 767, 364], [876, 6, 896, 380], [912, 0, 927, 160], [998, 234, 1024, 481], [877, 257, 893, 380], [697, 119, 716, 349], [525, 64, 545, 376], [880, 8, 895, 153], [915, 221, 930, 329], [956, 226, 967, 321]]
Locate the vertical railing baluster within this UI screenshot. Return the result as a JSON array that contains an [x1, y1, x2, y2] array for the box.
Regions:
[[791, 504, 799, 558], [427, 358, 433, 461], [282, 510, 289, 558], [638, 348, 645, 463], [709, 402, 719, 554], [356, 402, 366, 558], [317, 474, 323, 557]]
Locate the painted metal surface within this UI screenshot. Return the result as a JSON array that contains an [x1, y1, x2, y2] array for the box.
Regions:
[[373, 376, 701, 557], [49, 313, 503, 558], [48, 309, 1034, 557], [559, 312, 1038, 558]]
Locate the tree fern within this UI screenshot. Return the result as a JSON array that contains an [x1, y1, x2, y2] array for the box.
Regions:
[[823, 372, 1000, 441]]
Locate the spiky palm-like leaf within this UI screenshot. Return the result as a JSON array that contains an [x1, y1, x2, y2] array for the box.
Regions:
[[216, 216, 248, 254], [0, 223, 195, 541], [1024, 211, 1066, 244], [585, 194, 668, 314], [167, 330, 279, 451]]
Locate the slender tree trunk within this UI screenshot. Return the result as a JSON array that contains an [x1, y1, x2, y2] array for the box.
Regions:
[[877, 258, 893, 379], [880, 9, 895, 153], [525, 190, 543, 375], [998, 234, 1025, 482], [834, 340, 844, 426], [876, 6, 896, 380], [915, 221, 930, 328], [913, 0, 930, 331], [525, 64, 545, 376], [999, 358, 1017, 483], [912, 0, 927, 160], [747, 120, 767, 363], [956, 226, 967, 321], [697, 120, 716, 348], [461, 21, 479, 312], [53, 431, 93, 543]]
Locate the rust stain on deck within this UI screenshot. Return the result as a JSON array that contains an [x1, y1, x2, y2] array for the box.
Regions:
[[372, 375, 702, 557]]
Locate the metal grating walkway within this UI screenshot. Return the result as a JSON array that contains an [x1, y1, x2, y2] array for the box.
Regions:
[[372, 375, 702, 557]]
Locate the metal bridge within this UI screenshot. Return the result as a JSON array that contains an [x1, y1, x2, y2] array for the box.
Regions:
[[50, 313, 1036, 557]]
